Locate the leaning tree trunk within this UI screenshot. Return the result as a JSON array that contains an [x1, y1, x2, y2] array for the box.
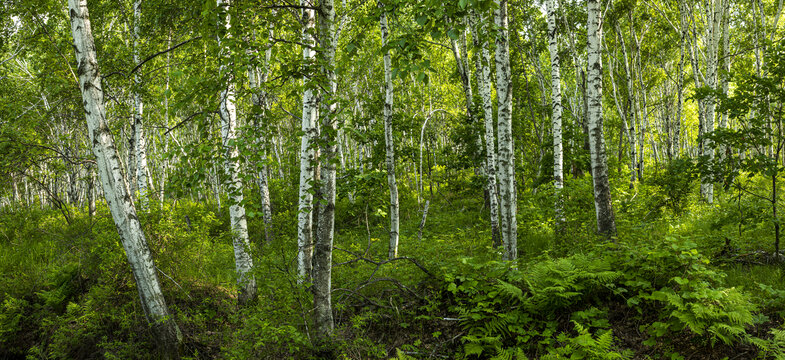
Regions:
[[297, 1, 317, 282], [67, 0, 181, 355], [313, 0, 337, 341], [587, 0, 617, 237], [495, 0, 517, 260], [546, 0, 564, 225], [132, 0, 150, 210], [379, 6, 400, 260], [471, 12, 501, 247], [217, 0, 256, 304]]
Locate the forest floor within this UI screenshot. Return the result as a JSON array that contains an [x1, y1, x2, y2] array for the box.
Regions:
[[2, 175, 785, 359]]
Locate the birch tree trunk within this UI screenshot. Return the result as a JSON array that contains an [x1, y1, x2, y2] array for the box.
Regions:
[[633, 27, 648, 182], [617, 25, 638, 184], [471, 12, 501, 247], [88, 167, 96, 217], [718, 0, 731, 160], [132, 0, 149, 210], [67, 0, 181, 354], [676, 0, 687, 158], [313, 0, 337, 340], [379, 7, 400, 260], [217, 0, 256, 304], [606, 41, 635, 189], [495, 0, 517, 260], [702, 0, 724, 204], [546, 0, 564, 225], [297, 2, 317, 282], [587, 0, 617, 237], [249, 27, 274, 245]]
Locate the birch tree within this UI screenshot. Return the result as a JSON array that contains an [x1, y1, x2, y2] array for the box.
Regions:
[[313, 0, 338, 339], [495, 0, 517, 260], [471, 12, 500, 247], [67, 0, 181, 354], [132, 0, 150, 210], [217, 0, 256, 304], [700, 0, 726, 204], [249, 26, 274, 245], [380, 5, 400, 260], [546, 0, 564, 224], [297, 1, 317, 282], [587, 0, 617, 237]]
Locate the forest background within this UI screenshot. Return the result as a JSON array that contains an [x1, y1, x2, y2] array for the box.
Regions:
[[2, 0, 785, 358]]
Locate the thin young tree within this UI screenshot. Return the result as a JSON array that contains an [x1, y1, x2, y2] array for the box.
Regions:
[[249, 25, 275, 245], [379, 4, 400, 260], [546, 0, 564, 225], [297, 0, 317, 282], [587, 0, 617, 237], [313, 0, 338, 340], [132, 0, 150, 210], [471, 11, 501, 247], [217, 0, 256, 304]]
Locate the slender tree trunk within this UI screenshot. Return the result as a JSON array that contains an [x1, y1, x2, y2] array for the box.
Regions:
[[470, 13, 501, 247], [88, 168, 96, 217], [132, 0, 149, 210], [217, 0, 256, 304], [718, 0, 731, 160], [297, 2, 317, 282], [702, 0, 724, 204], [313, 0, 337, 340], [379, 7, 400, 260], [617, 24, 638, 184], [607, 42, 635, 188], [631, 20, 649, 182], [127, 122, 137, 199], [67, 0, 181, 354], [495, 0, 517, 260], [546, 0, 564, 226], [676, 0, 687, 158], [587, 0, 617, 237], [249, 27, 275, 245]]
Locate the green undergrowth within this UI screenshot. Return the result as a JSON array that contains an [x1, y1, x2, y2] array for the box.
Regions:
[[2, 169, 785, 359]]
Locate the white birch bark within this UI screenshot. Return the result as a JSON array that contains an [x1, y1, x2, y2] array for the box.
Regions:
[[587, 0, 617, 237], [379, 7, 400, 260], [217, 0, 256, 304], [606, 41, 635, 188], [631, 22, 649, 181], [67, 0, 181, 353], [495, 0, 517, 260], [675, 0, 687, 158], [702, 0, 724, 204], [546, 0, 564, 224], [471, 13, 501, 247], [718, 0, 730, 160], [313, 0, 337, 339], [297, 2, 317, 282], [617, 24, 638, 184], [132, 0, 149, 210], [88, 167, 96, 217], [249, 27, 274, 245]]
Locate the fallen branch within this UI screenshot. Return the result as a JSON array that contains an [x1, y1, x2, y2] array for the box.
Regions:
[[334, 247, 436, 279]]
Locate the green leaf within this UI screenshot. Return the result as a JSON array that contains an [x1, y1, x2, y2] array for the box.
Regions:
[[464, 342, 484, 356]]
